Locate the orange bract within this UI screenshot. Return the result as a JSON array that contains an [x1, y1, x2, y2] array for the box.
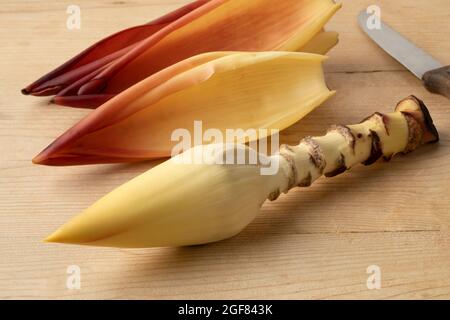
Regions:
[[33, 52, 335, 166]]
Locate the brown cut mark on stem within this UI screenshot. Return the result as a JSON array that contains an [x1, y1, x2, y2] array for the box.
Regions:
[[298, 172, 312, 188], [328, 125, 356, 153], [268, 188, 281, 201], [362, 130, 383, 166], [361, 112, 390, 135], [302, 137, 326, 174], [325, 153, 347, 178], [403, 113, 424, 154], [279, 147, 297, 190]]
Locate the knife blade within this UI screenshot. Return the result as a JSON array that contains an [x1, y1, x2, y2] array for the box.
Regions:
[[358, 10, 450, 99]]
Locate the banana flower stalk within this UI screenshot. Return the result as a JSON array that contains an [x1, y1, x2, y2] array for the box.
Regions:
[[45, 96, 439, 248], [33, 52, 335, 166], [22, 0, 341, 108]]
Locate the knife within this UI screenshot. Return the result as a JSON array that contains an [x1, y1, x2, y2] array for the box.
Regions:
[[358, 10, 450, 99]]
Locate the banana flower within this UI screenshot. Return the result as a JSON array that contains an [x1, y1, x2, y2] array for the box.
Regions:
[[44, 96, 439, 248], [22, 0, 341, 108]]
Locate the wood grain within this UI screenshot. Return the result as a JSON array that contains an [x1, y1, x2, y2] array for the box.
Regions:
[[1, 0, 450, 299]]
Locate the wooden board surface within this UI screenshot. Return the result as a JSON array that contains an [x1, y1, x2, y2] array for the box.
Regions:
[[1, 0, 450, 299]]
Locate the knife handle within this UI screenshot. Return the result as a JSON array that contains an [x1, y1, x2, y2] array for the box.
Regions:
[[422, 66, 450, 100]]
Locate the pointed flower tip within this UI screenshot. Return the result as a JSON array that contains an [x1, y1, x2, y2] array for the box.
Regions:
[[44, 228, 82, 245], [44, 229, 62, 244], [32, 152, 67, 166], [32, 153, 47, 165], [32, 154, 84, 166], [44, 220, 120, 246], [43, 236, 55, 244]]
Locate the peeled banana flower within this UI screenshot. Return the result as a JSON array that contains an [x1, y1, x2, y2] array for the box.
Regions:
[[22, 0, 341, 108], [33, 51, 335, 166], [45, 96, 439, 248]]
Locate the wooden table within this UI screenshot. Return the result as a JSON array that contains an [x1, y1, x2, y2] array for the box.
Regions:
[[1, 0, 449, 300]]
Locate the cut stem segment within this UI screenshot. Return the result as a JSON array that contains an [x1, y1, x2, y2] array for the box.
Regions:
[[272, 96, 439, 199]]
